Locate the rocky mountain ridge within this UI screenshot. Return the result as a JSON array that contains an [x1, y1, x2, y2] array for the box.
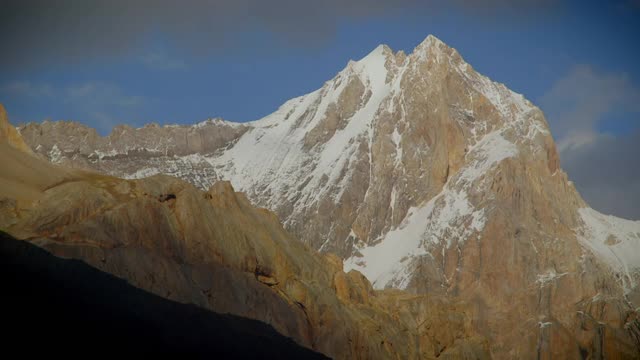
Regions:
[[1, 107, 490, 359], [12, 35, 640, 358], [17, 117, 248, 189]]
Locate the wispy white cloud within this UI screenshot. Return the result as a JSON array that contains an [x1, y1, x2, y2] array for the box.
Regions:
[[560, 131, 640, 220], [2, 80, 144, 107], [1, 81, 54, 98], [89, 111, 121, 134], [1, 80, 147, 134], [139, 52, 187, 71], [539, 65, 640, 219], [64, 82, 145, 107], [539, 64, 640, 151]]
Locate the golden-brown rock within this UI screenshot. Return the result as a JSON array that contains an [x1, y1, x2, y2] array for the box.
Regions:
[[0, 109, 488, 359], [0, 104, 33, 154]]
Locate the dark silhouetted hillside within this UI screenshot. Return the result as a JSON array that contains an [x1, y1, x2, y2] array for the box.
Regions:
[[0, 231, 329, 359]]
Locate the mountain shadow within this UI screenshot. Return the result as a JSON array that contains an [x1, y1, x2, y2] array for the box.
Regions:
[[0, 231, 329, 359]]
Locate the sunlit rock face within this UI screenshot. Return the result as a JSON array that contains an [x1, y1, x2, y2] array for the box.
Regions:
[[1, 115, 490, 359], [17, 35, 640, 358], [0, 104, 33, 154]]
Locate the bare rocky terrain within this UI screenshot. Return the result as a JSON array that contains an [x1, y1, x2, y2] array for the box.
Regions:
[[1, 105, 489, 359], [7, 35, 640, 358]]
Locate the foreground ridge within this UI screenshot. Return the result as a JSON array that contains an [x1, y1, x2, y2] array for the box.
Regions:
[[0, 231, 329, 358]]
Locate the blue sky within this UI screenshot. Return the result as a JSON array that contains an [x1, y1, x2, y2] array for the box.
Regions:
[[0, 0, 639, 218]]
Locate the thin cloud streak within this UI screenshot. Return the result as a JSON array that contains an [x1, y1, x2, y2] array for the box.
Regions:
[[561, 131, 640, 220], [1, 80, 148, 134], [539, 64, 640, 152], [139, 52, 188, 71], [1, 81, 54, 98], [539, 64, 640, 219]]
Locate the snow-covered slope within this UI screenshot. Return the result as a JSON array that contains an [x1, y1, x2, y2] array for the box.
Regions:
[[344, 131, 518, 289], [576, 207, 640, 292], [209, 44, 396, 215]]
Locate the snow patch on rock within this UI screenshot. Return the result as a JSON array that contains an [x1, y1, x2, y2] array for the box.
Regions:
[[345, 131, 518, 289], [576, 207, 640, 292], [48, 144, 62, 163]]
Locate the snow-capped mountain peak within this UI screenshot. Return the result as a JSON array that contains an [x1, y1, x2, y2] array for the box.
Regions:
[[17, 35, 640, 357]]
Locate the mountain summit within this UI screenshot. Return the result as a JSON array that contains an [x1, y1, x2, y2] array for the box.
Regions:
[[16, 35, 640, 358]]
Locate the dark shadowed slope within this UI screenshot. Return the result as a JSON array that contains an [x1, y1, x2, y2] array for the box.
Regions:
[[0, 231, 329, 359]]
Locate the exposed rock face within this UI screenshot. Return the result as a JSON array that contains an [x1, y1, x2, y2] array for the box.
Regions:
[[18, 118, 248, 189], [0, 117, 489, 359], [0, 104, 33, 154], [15, 35, 640, 358]]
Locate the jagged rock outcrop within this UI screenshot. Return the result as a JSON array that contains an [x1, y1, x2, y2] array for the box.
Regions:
[[14, 35, 640, 358], [0, 110, 489, 359], [18, 118, 248, 189], [0, 104, 32, 154]]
